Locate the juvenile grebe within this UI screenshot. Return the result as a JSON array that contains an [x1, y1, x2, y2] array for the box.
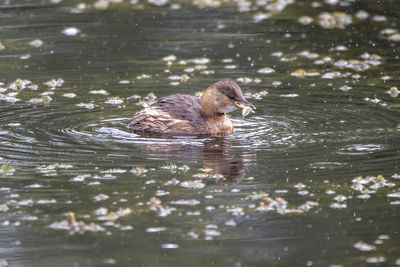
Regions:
[[129, 80, 255, 135]]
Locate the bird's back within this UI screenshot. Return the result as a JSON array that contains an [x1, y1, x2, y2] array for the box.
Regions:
[[130, 94, 205, 134]]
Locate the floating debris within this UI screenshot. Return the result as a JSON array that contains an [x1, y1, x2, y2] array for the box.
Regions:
[[247, 191, 269, 200], [272, 81, 282, 87], [49, 211, 105, 234], [168, 74, 189, 83], [20, 53, 31, 60], [62, 27, 80, 36], [318, 12, 352, 29], [62, 93, 76, 98], [130, 167, 148, 176], [28, 96, 53, 104], [354, 241, 376, 252], [45, 78, 64, 88], [387, 87, 399, 98], [96, 208, 132, 221], [190, 58, 210, 65], [18, 199, 34, 206], [8, 79, 31, 90], [298, 201, 319, 212], [37, 199, 57, 205], [387, 192, 400, 198], [338, 85, 352, 92], [227, 206, 245, 217], [156, 190, 169, 196], [271, 51, 283, 57], [372, 15, 386, 22], [145, 179, 156, 185], [298, 50, 319, 59], [89, 89, 109, 95], [0, 165, 16, 175], [224, 65, 237, 70], [333, 195, 347, 202], [105, 97, 124, 105], [148, 0, 168, 7], [322, 71, 342, 79], [392, 174, 400, 179], [164, 178, 180, 186], [334, 59, 371, 72], [363, 97, 388, 108], [180, 180, 205, 189], [378, 235, 389, 240], [93, 194, 109, 202], [136, 74, 151, 80], [257, 67, 275, 74], [330, 202, 347, 209], [253, 13, 270, 23], [171, 199, 201, 206], [184, 67, 195, 73], [255, 196, 317, 214], [366, 257, 385, 264], [25, 183, 43, 189], [0, 204, 9, 212], [121, 225, 133, 231], [0, 93, 21, 103], [294, 183, 306, 189], [335, 45, 348, 51], [298, 16, 313, 25], [388, 34, 400, 42], [70, 174, 91, 182], [28, 39, 43, 48], [162, 54, 177, 61], [76, 103, 95, 109], [148, 197, 176, 217], [225, 219, 236, 227], [355, 10, 369, 20], [146, 227, 166, 232], [161, 163, 177, 171], [298, 190, 309, 196], [357, 194, 371, 200], [161, 243, 179, 249], [204, 229, 221, 239], [93, 0, 109, 10], [350, 175, 395, 199], [380, 28, 400, 42], [291, 69, 320, 78]]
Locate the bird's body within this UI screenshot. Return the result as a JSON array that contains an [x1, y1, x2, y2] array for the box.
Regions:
[[129, 80, 254, 135]]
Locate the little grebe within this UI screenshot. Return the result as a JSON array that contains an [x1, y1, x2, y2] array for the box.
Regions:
[[129, 80, 255, 135]]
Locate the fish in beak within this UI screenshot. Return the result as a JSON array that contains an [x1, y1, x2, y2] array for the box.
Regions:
[[235, 99, 255, 110]]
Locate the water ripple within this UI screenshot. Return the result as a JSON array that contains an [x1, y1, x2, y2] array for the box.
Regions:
[[1, 95, 400, 169]]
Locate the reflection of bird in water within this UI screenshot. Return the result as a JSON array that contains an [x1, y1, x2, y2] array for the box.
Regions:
[[202, 138, 245, 183], [137, 137, 247, 182], [130, 80, 254, 135]]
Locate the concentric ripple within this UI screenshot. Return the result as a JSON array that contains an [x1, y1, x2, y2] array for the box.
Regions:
[[1, 94, 400, 172]]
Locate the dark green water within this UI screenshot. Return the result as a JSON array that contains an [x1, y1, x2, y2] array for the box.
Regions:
[[1, 0, 400, 266]]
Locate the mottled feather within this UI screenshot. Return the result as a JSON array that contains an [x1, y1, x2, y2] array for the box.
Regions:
[[129, 80, 253, 135], [130, 94, 232, 135]]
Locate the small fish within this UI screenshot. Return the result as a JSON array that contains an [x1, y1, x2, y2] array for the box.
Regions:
[[242, 106, 255, 120]]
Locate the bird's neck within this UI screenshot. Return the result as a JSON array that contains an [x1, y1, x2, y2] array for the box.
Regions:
[[201, 86, 222, 117]]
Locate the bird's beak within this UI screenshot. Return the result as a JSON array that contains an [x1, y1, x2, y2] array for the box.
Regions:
[[235, 99, 255, 110]]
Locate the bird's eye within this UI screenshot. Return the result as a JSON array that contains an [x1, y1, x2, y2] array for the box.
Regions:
[[229, 95, 235, 100]]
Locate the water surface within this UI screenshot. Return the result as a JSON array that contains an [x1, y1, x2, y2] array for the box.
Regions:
[[1, 0, 400, 266]]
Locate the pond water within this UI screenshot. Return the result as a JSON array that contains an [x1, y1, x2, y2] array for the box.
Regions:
[[1, 0, 400, 266]]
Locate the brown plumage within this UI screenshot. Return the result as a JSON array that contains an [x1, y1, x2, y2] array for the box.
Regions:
[[129, 80, 255, 135]]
